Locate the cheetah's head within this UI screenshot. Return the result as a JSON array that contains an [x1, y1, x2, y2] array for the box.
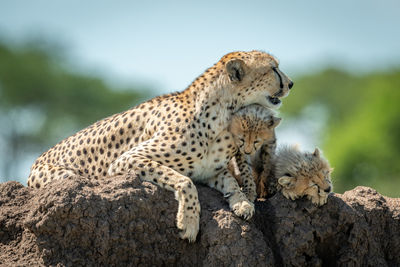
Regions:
[[275, 145, 333, 206], [229, 111, 281, 155], [222, 50, 293, 110]]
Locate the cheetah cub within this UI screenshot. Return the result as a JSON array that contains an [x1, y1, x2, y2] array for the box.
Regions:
[[275, 145, 333, 206], [228, 104, 281, 201]]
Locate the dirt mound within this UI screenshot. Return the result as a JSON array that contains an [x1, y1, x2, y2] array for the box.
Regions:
[[0, 175, 399, 266]]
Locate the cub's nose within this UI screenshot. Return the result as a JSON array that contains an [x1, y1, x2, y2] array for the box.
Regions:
[[324, 186, 331, 193], [288, 81, 294, 89]]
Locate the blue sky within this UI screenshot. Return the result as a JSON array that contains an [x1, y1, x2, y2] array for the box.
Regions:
[[0, 0, 399, 93]]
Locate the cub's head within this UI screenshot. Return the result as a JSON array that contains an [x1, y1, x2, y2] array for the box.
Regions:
[[229, 105, 281, 155], [275, 145, 333, 206], [219, 50, 293, 109]]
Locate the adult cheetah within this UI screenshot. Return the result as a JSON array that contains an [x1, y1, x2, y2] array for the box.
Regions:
[[28, 50, 293, 242]]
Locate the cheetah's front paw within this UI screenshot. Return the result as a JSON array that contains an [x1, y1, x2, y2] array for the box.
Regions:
[[232, 200, 255, 220], [177, 211, 199, 243]]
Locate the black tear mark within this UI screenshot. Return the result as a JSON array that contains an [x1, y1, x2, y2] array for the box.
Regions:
[[273, 67, 283, 89]]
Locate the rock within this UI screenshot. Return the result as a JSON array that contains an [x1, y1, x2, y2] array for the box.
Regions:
[[0, 176, 399, 266]]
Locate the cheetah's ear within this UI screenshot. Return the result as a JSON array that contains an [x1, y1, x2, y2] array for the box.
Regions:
[[313, 148, 320, 158], [278, 176, 295, 189], [226, 59, 245, 82], [268, 116, 282, 128]]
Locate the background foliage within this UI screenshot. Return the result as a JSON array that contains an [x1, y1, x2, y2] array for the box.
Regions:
[[280, 69, 400, 197], [0, 41, 399, 197], [0, 41, 150, 180]]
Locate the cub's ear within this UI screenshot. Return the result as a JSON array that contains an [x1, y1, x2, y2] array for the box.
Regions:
[[226, 59, 245, 82], [313, 148, 320, 158], [278, 175, 295, 189], [268, 116, 282, 128]]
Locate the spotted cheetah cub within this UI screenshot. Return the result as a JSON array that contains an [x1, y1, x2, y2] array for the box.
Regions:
[[228, 104, 281, 201], [275, 145, 333, 206]]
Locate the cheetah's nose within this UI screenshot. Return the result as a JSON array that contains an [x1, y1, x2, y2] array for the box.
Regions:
[[324, 186, 331, 193], [288, 81, 294, 89]]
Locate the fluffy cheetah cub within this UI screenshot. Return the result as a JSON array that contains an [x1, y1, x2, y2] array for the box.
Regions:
[[275, 145, 333, 206], [228, 104, 281, 201]]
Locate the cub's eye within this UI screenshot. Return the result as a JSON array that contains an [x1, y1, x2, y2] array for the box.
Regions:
[[284, 173, 292, 177]]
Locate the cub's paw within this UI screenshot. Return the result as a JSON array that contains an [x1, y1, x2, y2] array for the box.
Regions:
[[281, 189, 299, 201], [307, 192, 328, 206], [318, 192, 329, 206], [177, 210, 200, 243], [232, 200, 255, 220]]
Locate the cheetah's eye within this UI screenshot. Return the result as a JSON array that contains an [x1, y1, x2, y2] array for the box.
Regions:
[[284, 173, 292, 177]]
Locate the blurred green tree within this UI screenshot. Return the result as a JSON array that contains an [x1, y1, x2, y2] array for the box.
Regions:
[[0, 40, 151, 181], [281, 69, 400, 197]]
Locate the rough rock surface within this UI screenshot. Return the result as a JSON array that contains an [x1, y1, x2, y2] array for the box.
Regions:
[[0, 175, 399, 266]]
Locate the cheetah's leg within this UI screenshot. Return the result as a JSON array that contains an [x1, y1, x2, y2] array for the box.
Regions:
[[28, 163, 77, 188], [207, 170, 255, 220], [108, 152, 200, 243], [235, 154, 257, 202]]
